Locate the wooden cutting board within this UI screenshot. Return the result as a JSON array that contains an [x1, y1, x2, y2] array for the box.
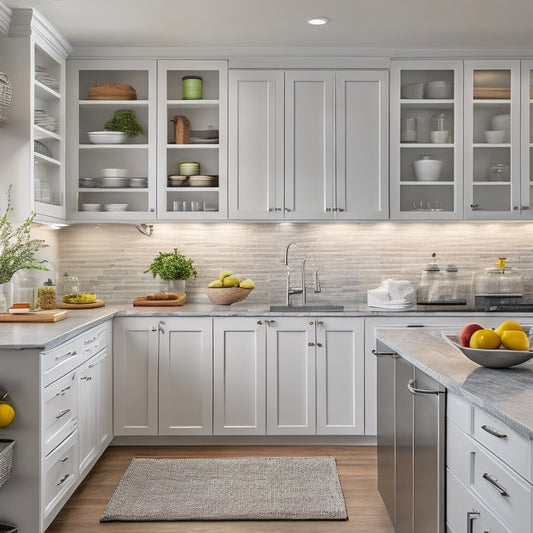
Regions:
[[0, 309, 68, 322], [59, 300, 105, 309], [133, 294, 186, 307]]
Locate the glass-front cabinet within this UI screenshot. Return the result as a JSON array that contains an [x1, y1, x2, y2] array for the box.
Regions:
[[521, 60, 533, 218], [464, 60, 523, 219], [67, 59, 157, 221], [390, 60, 463, 219], [157, 60, 227, 219]]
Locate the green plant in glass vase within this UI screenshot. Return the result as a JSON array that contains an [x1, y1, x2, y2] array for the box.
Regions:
[[0, 186, 48, 310], [144, 248, 197, 294]]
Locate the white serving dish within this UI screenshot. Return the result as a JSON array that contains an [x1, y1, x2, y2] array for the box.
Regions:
[[401, 83, 424, 99], [102, 204, 128, 212], [443, 333, 533, 369], [485, 130, 505, 143], [413, 157, 442, 181], [99, 168, 129, 178], [95, 177, 129, 188], [425, 81, 452, 99], [81, 203, 101, 212], [128, 178, 148, 188], [87, 131, 128, 144]]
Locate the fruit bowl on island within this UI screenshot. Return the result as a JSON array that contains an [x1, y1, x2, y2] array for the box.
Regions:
[[205, 271, 255, 305]]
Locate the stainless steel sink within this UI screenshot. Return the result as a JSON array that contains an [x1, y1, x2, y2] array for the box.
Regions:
[[269, 305, 344, 312]]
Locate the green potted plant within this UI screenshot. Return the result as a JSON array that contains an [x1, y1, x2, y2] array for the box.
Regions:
[[0, 186, 48, 311], [103, 109, 144, 138], [144, 248, 197, 293]]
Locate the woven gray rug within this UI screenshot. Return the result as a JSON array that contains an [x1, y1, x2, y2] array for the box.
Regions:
[[101, 456, 347, 522]]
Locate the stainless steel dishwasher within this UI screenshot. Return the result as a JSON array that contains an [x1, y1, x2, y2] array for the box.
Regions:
[[375, 340, 446, 533]]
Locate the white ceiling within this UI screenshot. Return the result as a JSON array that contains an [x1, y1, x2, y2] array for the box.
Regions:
[[4, 0, 533, 51]]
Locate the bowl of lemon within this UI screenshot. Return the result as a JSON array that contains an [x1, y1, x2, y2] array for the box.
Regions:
[[205, 271, 255, 305], [443, 321, 533, 368]]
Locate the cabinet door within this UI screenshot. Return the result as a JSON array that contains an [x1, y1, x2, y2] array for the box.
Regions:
[[158, 317, 213, 435], [520, 60, 533, 217], [228, 70, 284, 219], [464, 60, 521, 219], [335, 71, 389, 219], [316, 317, 365, 435], [284, 71, 335, 220], [213, 317, 266, 435], [113, 317, 159, 435], [266, 317, 315, 434]]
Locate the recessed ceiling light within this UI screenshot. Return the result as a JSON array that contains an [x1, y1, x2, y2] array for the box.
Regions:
[[307, 17, 329, 26]]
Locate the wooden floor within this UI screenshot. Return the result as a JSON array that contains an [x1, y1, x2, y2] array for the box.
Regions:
[[47, 445, 394, 533]]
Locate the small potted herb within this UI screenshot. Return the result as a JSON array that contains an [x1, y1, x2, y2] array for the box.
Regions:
[[103, 109, 144, 138], [144, 248, 197, 293]]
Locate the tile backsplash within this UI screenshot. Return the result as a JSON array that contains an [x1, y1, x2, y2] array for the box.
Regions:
[[53, 222, 533, 306]]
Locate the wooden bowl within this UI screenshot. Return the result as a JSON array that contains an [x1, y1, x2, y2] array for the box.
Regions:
[[205, 287, 253, 305]]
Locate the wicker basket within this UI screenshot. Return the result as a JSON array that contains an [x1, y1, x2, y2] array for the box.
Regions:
[[205, 287, 253, 305], [0, 73, 13, 122], [0, 440, 14, 489]]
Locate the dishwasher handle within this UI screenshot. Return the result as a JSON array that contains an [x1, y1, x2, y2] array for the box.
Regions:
[[407, 378, 444, 395], [371, 349, 400, 358]]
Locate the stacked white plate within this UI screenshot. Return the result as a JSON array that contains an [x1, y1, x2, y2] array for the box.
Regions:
[[168, 175, 188, 187], [188, 175, 214, 187], [81, 203, 101, 212], [95, 177, 129, 188], [129, 177, 148, 188], [87, 131, 128, 144], [100, 168, 128, 177], [102, 204, 128, 212]]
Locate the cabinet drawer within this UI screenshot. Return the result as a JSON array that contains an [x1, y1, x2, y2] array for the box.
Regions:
[[43, 371, 78, 456], [42, 322, 110, 385], [447, 392, 471, 433], [447, 469, 511, 533], [473, 406, 532, 482], [43, 429, 78, 519], [470, 436, 532, 533]]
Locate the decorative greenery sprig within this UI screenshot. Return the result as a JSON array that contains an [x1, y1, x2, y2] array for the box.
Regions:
[[0, 186, 48, 284], [144, 248, 197, 281], [103, 110, 144, 138]]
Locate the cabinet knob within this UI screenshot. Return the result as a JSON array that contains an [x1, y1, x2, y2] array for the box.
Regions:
[[513, 206, 519, 211], [308, 342, 315, 347], [338, 208, 345, 212], [285, 208, 292, 212], [257, 320, 263, 325], [326, 207, 332, 212], [316, 320, 324, 326], [470, 203, 481, 210]]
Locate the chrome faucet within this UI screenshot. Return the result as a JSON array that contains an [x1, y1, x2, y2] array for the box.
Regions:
[[284, 242, 307, 306]]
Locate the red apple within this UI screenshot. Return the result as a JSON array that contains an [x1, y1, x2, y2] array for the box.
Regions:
[[458, 323, 484, 347]]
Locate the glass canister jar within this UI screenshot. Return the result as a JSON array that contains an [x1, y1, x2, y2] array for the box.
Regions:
[[57, 272, 80, 304], [182, 76, 203, 100], [37, 279, 56, 310]]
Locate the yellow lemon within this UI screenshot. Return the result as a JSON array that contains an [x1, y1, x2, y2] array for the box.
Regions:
[[500, 330, 530, 351], [0, 402, 15, 428], [208, 280, 223, 288], [494, 320, 524, 337], [469, 329, 501, 350]]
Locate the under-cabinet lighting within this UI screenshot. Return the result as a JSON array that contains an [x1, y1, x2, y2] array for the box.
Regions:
[[307, 17, 330, 26]]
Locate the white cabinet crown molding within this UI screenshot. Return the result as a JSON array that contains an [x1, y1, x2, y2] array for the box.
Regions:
[[9, 8, 72, 58], [0, 1, 11, 36]]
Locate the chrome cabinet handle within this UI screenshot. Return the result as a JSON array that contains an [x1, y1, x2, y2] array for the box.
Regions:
[[470, 203, 481, 210], [371, 349, 399, 358], [467, 511, 480, 533], [158, 321, 166, 334], [55, 408, 70, 420], [54, 350, 77, 362], [407, 379, 443, 395], [57, 474, 70, 486], [481, 424, 507, 439], [257, 320, 263, 325], [80, 376, 91, 381], [521, 205, 530, 210], [264, 320, 275, 326], [482, 472, 509, 497], [308, 342, 315, 347]]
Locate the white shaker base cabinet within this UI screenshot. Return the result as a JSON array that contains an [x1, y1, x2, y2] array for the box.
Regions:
[[113, 317, 212, 436]]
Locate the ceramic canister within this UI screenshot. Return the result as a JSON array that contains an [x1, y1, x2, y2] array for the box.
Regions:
[[182, 76, 203, 100]]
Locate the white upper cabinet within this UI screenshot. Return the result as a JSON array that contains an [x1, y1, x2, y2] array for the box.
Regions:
[[1, 8, 71, 224], [229, 69, 388, 220], [66, 59, 157, 222], [521, 60, 533, 217], [157, 60, 227, 219], [390, 60, 463, 220], [464, 60, 523, 219]]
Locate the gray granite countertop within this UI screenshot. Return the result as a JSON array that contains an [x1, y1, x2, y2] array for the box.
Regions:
[[376, 328, 533, 439]]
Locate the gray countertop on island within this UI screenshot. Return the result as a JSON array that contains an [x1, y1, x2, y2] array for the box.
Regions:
[[376, 327, 533, 439]]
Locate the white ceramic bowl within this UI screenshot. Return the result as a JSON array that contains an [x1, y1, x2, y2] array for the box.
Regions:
[[491, 114, 511, 131], [99, 168, 129, 178], [425, 81, 452, 99], [430, 130, 450, 144], [485, 130, 505, 144], [413, 158, 442, 181], [102, 204, 128, 212], [87, 131, 128, 144], [401, 83, 424, 99], [81, 203, 101, 212], [128, 178, 148, 188]]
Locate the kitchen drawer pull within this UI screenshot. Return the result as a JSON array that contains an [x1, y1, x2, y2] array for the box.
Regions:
[[80, 376, 92, 381], [55, 408, 71, 420], [467, 511, 480, 533], [371, 349, 399, 358], [54, 350, 77, 362], [56, 474, 70, 486], [84, 336, 97, 345], [407, 379, 443, 395], [482, 472, 509, 497], [481, 424, 507, 439]]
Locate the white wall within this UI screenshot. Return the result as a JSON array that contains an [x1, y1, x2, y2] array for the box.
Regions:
[[55, 221, 533, 306]]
